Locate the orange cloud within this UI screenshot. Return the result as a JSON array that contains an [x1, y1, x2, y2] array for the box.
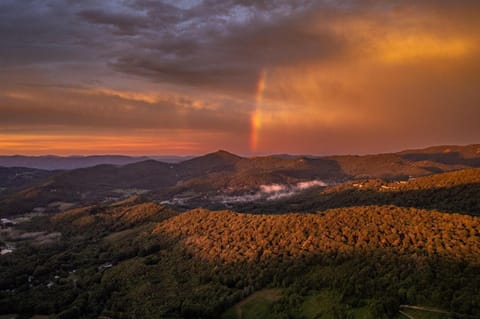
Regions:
[[376, 35, 472, 63], [2, 91, 37, 101], [90, 88, 160, 104]]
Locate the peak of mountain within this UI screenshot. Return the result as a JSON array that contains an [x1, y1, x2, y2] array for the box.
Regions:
[[203, 149, 243, 160], [178, 150, 243, 173]]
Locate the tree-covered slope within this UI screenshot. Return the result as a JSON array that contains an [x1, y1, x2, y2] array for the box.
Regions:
[[1, 203, 479, 318]]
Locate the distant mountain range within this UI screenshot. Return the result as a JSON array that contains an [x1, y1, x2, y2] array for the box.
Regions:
[[0, 155, 194, 170], [0, 144, 479, 216]]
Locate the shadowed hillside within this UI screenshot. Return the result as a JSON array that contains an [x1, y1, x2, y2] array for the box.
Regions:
[[0, 167, 53, 192]]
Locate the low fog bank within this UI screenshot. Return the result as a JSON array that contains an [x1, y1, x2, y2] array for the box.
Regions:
[[218, 180, 327, 203]]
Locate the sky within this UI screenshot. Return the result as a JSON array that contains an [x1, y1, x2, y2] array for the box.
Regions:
[[0, 0, 479, 156]]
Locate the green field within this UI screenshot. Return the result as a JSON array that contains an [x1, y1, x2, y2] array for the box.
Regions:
[[222, 289, 452, 319], [222, 289, 283, 319], [300, 290, 372, 319], [223, 288, 376, 319]]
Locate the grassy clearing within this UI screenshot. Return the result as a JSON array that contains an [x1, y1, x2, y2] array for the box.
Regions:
[[222, 288, 283, 319], [301, 290, 371, 319], [301, 290, 340, 318], [223, 288, 373, 319]]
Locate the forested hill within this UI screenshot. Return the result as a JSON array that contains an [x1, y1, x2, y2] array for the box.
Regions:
[[1, 202, 479, 318]]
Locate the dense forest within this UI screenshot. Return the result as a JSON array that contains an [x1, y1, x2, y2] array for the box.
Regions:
[[1, 199, 479, 318]]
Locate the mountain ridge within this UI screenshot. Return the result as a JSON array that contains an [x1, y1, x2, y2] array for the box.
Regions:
[[0, 155, 193, 170], [1, 144, 479, 216]]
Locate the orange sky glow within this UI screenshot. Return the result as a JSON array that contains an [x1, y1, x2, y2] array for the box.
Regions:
[[1, 1, 479, 156]]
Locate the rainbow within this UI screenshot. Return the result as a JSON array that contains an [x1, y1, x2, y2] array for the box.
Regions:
[[250, 69, 267, 152]]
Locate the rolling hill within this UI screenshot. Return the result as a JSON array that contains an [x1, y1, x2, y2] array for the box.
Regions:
[[0, 167, 53, 191], [1, 144, 480, 217]]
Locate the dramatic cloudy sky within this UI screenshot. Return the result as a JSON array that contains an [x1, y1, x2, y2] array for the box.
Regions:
[[1, 0, 479, 155]]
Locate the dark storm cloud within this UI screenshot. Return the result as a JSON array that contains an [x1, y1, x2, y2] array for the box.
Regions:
[[104, 0, 480, 94], [0, 0, 344, 92], [111, 11, 343, 94], [0, 0, 88, 66], [2, 0, 479, 92], [77, 9, 149, 35], [109, 0, 343, 93], [0, 0, 476, 92]]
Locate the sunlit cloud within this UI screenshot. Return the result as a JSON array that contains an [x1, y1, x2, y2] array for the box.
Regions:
[[89, 88, 160, 104], [2, 91, 37, 101], [377, 35, 472, 63]]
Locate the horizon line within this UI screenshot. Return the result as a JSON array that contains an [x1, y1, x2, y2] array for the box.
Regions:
[[0, 143, 478, 159]]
